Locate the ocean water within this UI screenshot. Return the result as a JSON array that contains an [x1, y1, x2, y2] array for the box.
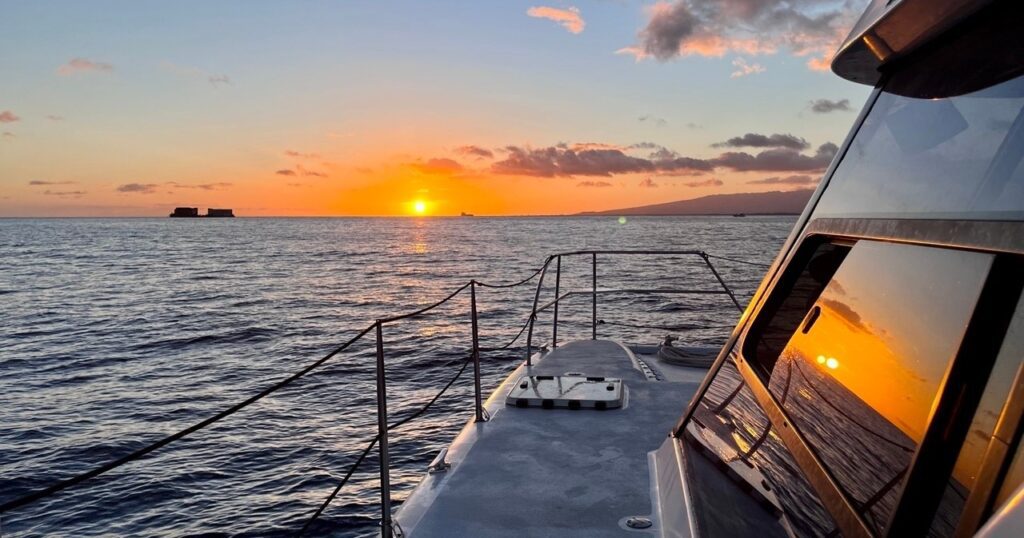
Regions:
[[0, 216, 793, 536]]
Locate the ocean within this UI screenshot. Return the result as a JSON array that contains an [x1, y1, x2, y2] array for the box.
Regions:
[[0, 216, 793, 536]]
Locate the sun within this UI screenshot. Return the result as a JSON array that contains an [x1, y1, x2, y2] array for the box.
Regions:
[[413, 200, 427, 215]]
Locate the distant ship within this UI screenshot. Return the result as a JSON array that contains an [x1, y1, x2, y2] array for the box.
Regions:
[[169, 207, 235, 218], [460, 211, 474, 217]]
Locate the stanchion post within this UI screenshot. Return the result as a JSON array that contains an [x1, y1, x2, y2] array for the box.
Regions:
[[374, 321, 393, 537]]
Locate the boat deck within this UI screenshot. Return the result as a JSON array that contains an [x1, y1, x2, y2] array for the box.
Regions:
[[396, 340, 707, 537]]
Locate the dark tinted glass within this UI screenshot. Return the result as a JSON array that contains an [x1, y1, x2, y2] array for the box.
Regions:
[[931, 295, 1024, 535], [686, 352, 839, 537], [745, 242, 850, 377], [815, 72, 1024, 220], [767, 241, 992, 534]]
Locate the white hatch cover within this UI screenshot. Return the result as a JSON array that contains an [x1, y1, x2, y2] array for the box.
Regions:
[[505, 375, 624, 410]]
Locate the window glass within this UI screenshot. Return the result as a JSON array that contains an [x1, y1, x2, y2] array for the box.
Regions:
[[929, 294, 1024, 535], [990, 303, 1024, 512], [687, 352, 838, 537], [766, 241, 993, 534], [814, 72, 1024, 220], [745, 242, 849, 377]]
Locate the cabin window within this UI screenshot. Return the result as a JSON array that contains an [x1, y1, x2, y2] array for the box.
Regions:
[[744, 240, 850, 378], [762, 241, 993, 534], [814, 70, 1024, 220], [929, 294, 1024, 535]]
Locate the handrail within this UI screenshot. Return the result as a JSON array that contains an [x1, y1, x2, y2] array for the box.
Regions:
[[523, 250, 745, 365], [0, 249, 763, 538]]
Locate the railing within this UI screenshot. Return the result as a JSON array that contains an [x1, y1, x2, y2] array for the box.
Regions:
[[0, 250, 759, 537], [522, 250, 743, 365]]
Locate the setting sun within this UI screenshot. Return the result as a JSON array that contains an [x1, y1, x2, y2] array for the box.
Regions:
[[413, 200, 427, 215]]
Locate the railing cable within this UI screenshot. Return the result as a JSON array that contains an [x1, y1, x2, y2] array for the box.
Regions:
[[0, 323, 377, 515], [704, 253, 772, 268], [298, 354, 473, 536], [475, 265, 544, 289]]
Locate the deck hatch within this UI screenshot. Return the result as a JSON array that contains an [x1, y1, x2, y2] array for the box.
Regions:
[[505, 375, 623, 409]]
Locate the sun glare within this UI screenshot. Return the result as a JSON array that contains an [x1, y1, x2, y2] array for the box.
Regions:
[[413, 200, 427, 215]]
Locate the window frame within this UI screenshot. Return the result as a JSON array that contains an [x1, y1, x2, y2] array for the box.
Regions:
[[702, 219, 1024, 537]]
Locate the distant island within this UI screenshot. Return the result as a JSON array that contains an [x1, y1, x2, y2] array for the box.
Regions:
[[169, 207, 235, 218], [578, 189, 813, 216]]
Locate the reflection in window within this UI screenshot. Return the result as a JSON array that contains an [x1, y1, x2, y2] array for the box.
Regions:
[[688, 353, 838, 537], [931, 295, 1024, 535], [815, 72, 1024, 219], [768, 241, 993, 534]]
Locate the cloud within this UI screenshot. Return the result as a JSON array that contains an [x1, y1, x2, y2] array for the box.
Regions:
[[43, 190, 87, 198], [116, 183, 160, 194], [491, 145, 713, 177], [639, 178, 659, 188], [0, 110, 19, 123], [809, 98, 852, 113], [46, 115, 64, 121], [409, 157, 464, 175], [577, 180, 614, 188], [638, 114, 668, 127], [684, 178, 724, 187], [57, 58, 113, 76], [29, 180, 76, 186], [747, 174, 818, 185], [620, 0, 862, 72], [527, 6, 585, 34], [712, 132, 810, 150], [454, 145, 494, 159], [297, 165, 328, 177], [731, 57, 765, 78], [712, 142, 837, 172], [686, 122, 703, 129], [2, 131, 14, 138], [168, 182, 233, 190], [208, 74, 231, 87], [275, 169, 297, 176], [284, 150, 320, 159]]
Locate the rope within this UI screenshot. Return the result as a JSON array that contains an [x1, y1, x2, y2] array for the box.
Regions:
[[708, 253, 770, 266], [598, 319, 733, 332], [0, 323, 377, 515], [479, 316, 532, 352], [298, 355, 472, 536], [475, 265, 545, 289]]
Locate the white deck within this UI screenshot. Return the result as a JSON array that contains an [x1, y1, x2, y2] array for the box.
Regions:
[[394, 339, 708, 537]]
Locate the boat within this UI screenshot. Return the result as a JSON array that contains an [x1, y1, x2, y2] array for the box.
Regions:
[[4, 1, 1023, 536], [387, 1, 1024, 537], [460, 211, 474, 217], [732, 213, 746, 217]]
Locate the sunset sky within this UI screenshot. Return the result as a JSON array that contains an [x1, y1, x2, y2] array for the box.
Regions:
[[0, 0, 871, 216]]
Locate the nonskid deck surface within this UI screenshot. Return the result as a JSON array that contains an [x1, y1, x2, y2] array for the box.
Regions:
[[402, 340, 704, 537]]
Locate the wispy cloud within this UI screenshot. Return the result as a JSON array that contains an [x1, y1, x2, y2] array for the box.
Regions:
[[168, 182, 233, 190], [527, 6, 585, 34], [809, 98, 852, 113], [29, 180, 76, 186], [43, 190, 87, 198], [57, 58, 113, 76], [712, 133, 809, 150], [46, 115, 65, 121], [0, 110, 20, 123], [116, 183, 159, 194], [639, 178, 659, 188], [747, 174, 818, 185], [208, 74, 231, 87], [409, 158, 464, 175], [619, 1, 863, 72], [275, 166, 328, 177], [454, 145, 494, 159], [275, 169, 297, 176], [284, 150, 320, 159], [730, 57, 765, 78], [638, 114, 668, 127], [684, 178, 723, 187], [577, 180, 614, 188]]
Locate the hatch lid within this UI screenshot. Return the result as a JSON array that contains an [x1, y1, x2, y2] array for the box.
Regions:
[[506, 375, 623, 410]]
